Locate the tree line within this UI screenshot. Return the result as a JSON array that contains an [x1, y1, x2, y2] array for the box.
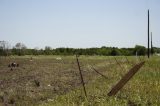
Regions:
[[0, 41, 160, 56]]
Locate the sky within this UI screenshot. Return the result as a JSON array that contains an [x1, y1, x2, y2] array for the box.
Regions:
[[0, 0, 160, 49]]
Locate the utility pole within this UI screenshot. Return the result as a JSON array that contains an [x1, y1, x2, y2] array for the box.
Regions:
[[147, 9, 150, 58], [151, 32, 153, 55]]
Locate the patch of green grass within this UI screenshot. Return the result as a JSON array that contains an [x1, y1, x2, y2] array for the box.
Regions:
[[40, 56, 160, 106]]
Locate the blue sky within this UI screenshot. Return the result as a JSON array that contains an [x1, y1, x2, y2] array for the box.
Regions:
[[0, 0, 160, 49]]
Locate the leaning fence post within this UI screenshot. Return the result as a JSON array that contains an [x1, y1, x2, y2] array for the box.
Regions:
[[108, 61, 145, 96], [76, 55, 87, 98], [91, 65, 108, 79]]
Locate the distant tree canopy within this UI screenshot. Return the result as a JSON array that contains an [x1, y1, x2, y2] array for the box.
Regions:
[[12, 43, 27, 56], [133, 45, 146, 56], [153, 47, 160, 53], [0, 41, 11, 56], [0, 41, 159, 56], [44, 46, 52, 55], [110, 47, 121, 56]]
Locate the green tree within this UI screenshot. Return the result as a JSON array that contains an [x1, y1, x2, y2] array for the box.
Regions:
[[110, 48, 121, 56], [15, 43, 27, 56], [0, 41, 11, 56], [133, 45, 146, 56], [44, 46, 53, 55]]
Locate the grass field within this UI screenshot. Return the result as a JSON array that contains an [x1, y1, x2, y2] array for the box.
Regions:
[[0, 55, 160, 106]]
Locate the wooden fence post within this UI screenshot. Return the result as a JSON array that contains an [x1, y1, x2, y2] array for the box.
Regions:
[[108, 61, 145, 96], [76, 55, 87, 98]]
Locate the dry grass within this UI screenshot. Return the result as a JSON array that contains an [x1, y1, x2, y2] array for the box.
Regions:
[[0, 55, 159, 106]]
